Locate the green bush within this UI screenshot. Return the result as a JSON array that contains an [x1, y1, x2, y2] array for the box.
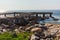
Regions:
[[0, 32, 32, 40]]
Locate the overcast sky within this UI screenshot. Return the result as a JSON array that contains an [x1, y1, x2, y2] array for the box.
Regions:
[[0, 0, 60, 12]]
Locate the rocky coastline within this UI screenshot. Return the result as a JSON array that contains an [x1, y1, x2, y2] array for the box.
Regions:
[[0, 22, 60, 40]]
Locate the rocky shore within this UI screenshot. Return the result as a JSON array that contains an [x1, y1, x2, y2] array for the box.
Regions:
[[0, 22, 60, 40], [30, 23, 60, 40]]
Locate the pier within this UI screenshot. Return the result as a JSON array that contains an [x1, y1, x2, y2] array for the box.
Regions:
[[0, 12, 53, 18]]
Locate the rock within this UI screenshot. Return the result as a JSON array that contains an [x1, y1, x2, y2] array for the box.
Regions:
[[39, 24, 42, 27], [27, 23, 31, 26], [1, 24, 9, 29], [14, 17, 29, 26], [40, 26, 48, 30], [3, 29, 7, 32], [6, 29, 10, 31], [29, 21, 38, 25], [25, 26, 34, 31], [48, 28, 58, 36], [19, 26, 23, 29], [18, 26, 25, 32], [56, 34, 60, 38], [30, 34, 39, 40], [34, 24, 39, 27], [0, 19, 9, 25], [45, 23, 53, 27], [43, 31, 49, 37], [14, 29, 20, 33], [31, 27, 42, 33], [0, 27, 2, 30]]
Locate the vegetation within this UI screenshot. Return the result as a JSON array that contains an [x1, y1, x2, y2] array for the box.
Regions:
[[0, 32, 32, 40]]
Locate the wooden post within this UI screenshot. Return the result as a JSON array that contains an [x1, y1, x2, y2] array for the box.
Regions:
[[36, 14, 38, 17], [50, 13, 52, 17], [14, 12, 15, 17], [43, 14, 45, 17], [4, 14, 6, 17]]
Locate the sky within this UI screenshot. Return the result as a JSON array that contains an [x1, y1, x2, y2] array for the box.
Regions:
[[0, 0, 60, 12]]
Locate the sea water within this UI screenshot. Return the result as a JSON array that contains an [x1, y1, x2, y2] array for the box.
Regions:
[[38, 10, 60, 24]]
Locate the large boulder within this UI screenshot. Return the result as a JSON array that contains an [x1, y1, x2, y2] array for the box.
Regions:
[[45, 23, 53, 27], [0, 19, 9, 25], [14, 29, 20, 33], [30, 34, 40, 40], [31, 27, 42, 33], [14, 17, 29, 26]]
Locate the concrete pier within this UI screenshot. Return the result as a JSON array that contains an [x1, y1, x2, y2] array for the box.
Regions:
[[0, 12, 53, 19]]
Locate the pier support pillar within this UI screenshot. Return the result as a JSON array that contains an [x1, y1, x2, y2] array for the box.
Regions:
[[4, 14, 6, 17], [50, 14, 52, 17], [36, 14, 38, 17], [14, 12, 16, 17], [43, 14, 45, 18]]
